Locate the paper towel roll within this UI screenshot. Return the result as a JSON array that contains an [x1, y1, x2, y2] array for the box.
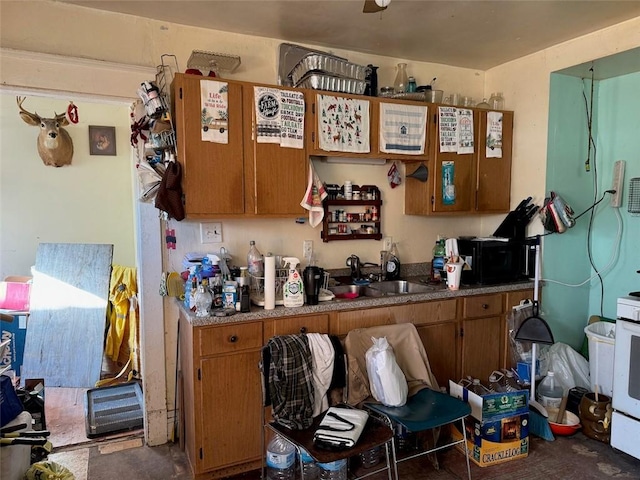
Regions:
[[264, 254, 276, 310]]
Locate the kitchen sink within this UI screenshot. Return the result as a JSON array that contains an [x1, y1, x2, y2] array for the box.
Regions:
[[368, 280, 435, 295], [329, 280, 434, 299], [328, 284, 384, 299]]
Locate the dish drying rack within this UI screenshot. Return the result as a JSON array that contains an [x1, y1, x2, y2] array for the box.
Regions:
[[249, 269, 334, 306]]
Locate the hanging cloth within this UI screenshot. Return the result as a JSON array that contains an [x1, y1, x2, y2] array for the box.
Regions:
[[379, 102, 427, 155], [300, 160, 327, 228], [98, 265, 140, 386]]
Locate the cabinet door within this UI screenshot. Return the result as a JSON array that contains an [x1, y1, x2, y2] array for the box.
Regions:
[[199, 350, 262, 470], [243, 86, 307, 215], [172, 74, 245, 216], [476, 110, 513, 212], [305, 90, 375, 158], [416, 322, 458, 389], [461, 315, 503, 383], [431, 109, 477, 213]]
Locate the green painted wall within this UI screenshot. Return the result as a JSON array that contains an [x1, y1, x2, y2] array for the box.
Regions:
[[544, 71, 640, 349]]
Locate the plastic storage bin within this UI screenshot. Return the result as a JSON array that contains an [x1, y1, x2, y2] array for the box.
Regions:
[[584, 322, 616, 397]]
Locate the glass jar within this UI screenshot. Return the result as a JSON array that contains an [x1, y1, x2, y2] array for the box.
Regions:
[[407, 76, 417, 93], [489, 92, 504, 110], [393, 63, 409, 93]]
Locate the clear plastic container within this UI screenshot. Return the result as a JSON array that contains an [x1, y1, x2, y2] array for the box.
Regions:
[[488, 372, 506, 393], [359, 445, 382, 468], [266, 434, 296, 480], [470, 378, 491, 396], [318, 459, 347, 480], [502, 369, 521, 392], [300, 448, 319, 480], [537, 371, 563, 409], [248, 240, 264, 278]]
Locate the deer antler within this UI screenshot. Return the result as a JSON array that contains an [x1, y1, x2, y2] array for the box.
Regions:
[[16, 96, 41, 125]]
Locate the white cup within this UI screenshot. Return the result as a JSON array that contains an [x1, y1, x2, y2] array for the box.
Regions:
[[445, 262, 463, 290]]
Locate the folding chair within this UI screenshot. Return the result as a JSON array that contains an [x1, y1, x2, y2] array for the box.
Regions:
[[343, 323, 472, 480], [260, 334, 394, 480]]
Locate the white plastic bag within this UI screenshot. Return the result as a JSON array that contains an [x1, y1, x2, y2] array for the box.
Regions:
[[544, 342, 591, 392], [365, 336, 408, 406]]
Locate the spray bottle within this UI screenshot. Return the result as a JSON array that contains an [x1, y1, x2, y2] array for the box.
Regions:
[[282, 257, 304, 307]]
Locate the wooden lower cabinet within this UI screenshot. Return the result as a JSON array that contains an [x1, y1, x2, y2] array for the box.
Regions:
[[180, 314, 264, 479], [179, 288, 532, 478]]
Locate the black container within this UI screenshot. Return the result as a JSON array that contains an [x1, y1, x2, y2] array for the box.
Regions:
[[303, 266, 323, 305], [567, 386, 589, 416]]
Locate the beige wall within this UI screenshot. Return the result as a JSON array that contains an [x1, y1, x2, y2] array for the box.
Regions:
[[2, 0, 639, 446], [0, 94, 136, 278]]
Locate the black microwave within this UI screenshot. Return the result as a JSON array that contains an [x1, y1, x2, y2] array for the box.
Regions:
[[457, 238, 533, 285]]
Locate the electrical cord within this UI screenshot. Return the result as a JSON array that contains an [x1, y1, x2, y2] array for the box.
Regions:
[[542, 206, 623, 288]]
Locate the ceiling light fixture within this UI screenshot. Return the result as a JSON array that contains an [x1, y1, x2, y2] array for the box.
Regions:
[[375, 0, 391, 7]]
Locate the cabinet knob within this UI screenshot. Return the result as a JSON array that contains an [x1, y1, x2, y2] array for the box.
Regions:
[[482, 303, 489, 309], [229, 335, 238, 343], [299, 327, 307, 334]]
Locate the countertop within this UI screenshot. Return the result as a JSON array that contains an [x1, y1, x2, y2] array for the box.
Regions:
[[181, 278, 535, 327]]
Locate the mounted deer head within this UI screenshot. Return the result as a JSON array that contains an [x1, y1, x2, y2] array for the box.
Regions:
[[17, 96, 74, 167]]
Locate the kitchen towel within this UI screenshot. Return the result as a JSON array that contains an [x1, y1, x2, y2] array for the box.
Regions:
[[317, 94, 370, 153], [254, 86, 281, 144], [279, 89, 305, 149], [486, 111, 503, 158], [379, 102, 427, 155], [456, 108, 475, 154], [200, 79, 229, 144], [438, 106, 458, 153], [300, 160, 327, 228], [264, 254, 276, 310]]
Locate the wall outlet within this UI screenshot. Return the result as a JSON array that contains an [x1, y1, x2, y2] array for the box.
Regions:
[[383, 236, 393, 252], [200, 222, 222, 243], [303, 240, 313, 260]]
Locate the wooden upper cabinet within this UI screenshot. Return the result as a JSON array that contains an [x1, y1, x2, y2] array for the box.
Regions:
[[476, 110, 513, 213], [172, 73, 245, 217], [242, 85, 308, 216], [404, 107, 513, 216]]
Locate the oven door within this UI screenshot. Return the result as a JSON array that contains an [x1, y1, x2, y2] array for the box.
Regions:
[[612, 319, 640, 415]]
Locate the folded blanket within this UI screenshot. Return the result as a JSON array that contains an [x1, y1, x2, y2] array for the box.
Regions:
[[313, 407, 368, 449]]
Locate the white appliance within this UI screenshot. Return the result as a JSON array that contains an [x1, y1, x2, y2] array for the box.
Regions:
[[611, 296, 640, 460]]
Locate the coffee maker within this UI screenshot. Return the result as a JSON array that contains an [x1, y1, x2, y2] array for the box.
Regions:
[[303, 266, 324, 305]]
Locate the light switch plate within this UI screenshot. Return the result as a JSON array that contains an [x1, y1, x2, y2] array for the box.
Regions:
[[200, 222, 222, 243]]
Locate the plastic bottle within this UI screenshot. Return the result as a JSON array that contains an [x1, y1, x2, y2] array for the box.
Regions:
[[266, 434, 296, 480], [488, 371, 506, 393], [470, 378, 491, 396], [318, 459, 347, 480], [431, 240, 446, 282], [194, 279, 212, 317], [537, 371, 563, 409], [282, 257, 304, 307], [503, 369, 521, 392], [300, 448, 319, 480], [359, 445, 382, 468], [247, 240, 264, 278]]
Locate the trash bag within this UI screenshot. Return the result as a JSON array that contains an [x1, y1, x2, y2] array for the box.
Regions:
[[365, 336, 408, 407], [544, 342, 591, 393], [25, 461, 75, 480]]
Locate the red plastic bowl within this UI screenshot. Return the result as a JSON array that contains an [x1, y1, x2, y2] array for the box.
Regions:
[[548, 409, 581, 436]]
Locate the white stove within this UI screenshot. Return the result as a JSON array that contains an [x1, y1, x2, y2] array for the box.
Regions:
[[611, 296, 640, 460]]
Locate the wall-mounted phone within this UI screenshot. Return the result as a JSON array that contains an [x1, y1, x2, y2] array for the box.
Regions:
[[611, 160, 626, 208]]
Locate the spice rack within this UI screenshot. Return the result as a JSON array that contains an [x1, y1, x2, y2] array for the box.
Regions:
[[321, 185, 382, 242]]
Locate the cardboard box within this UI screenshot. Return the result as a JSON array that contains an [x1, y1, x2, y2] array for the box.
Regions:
[[449, 380, 529, 467], [1, 313, 28, 377]]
